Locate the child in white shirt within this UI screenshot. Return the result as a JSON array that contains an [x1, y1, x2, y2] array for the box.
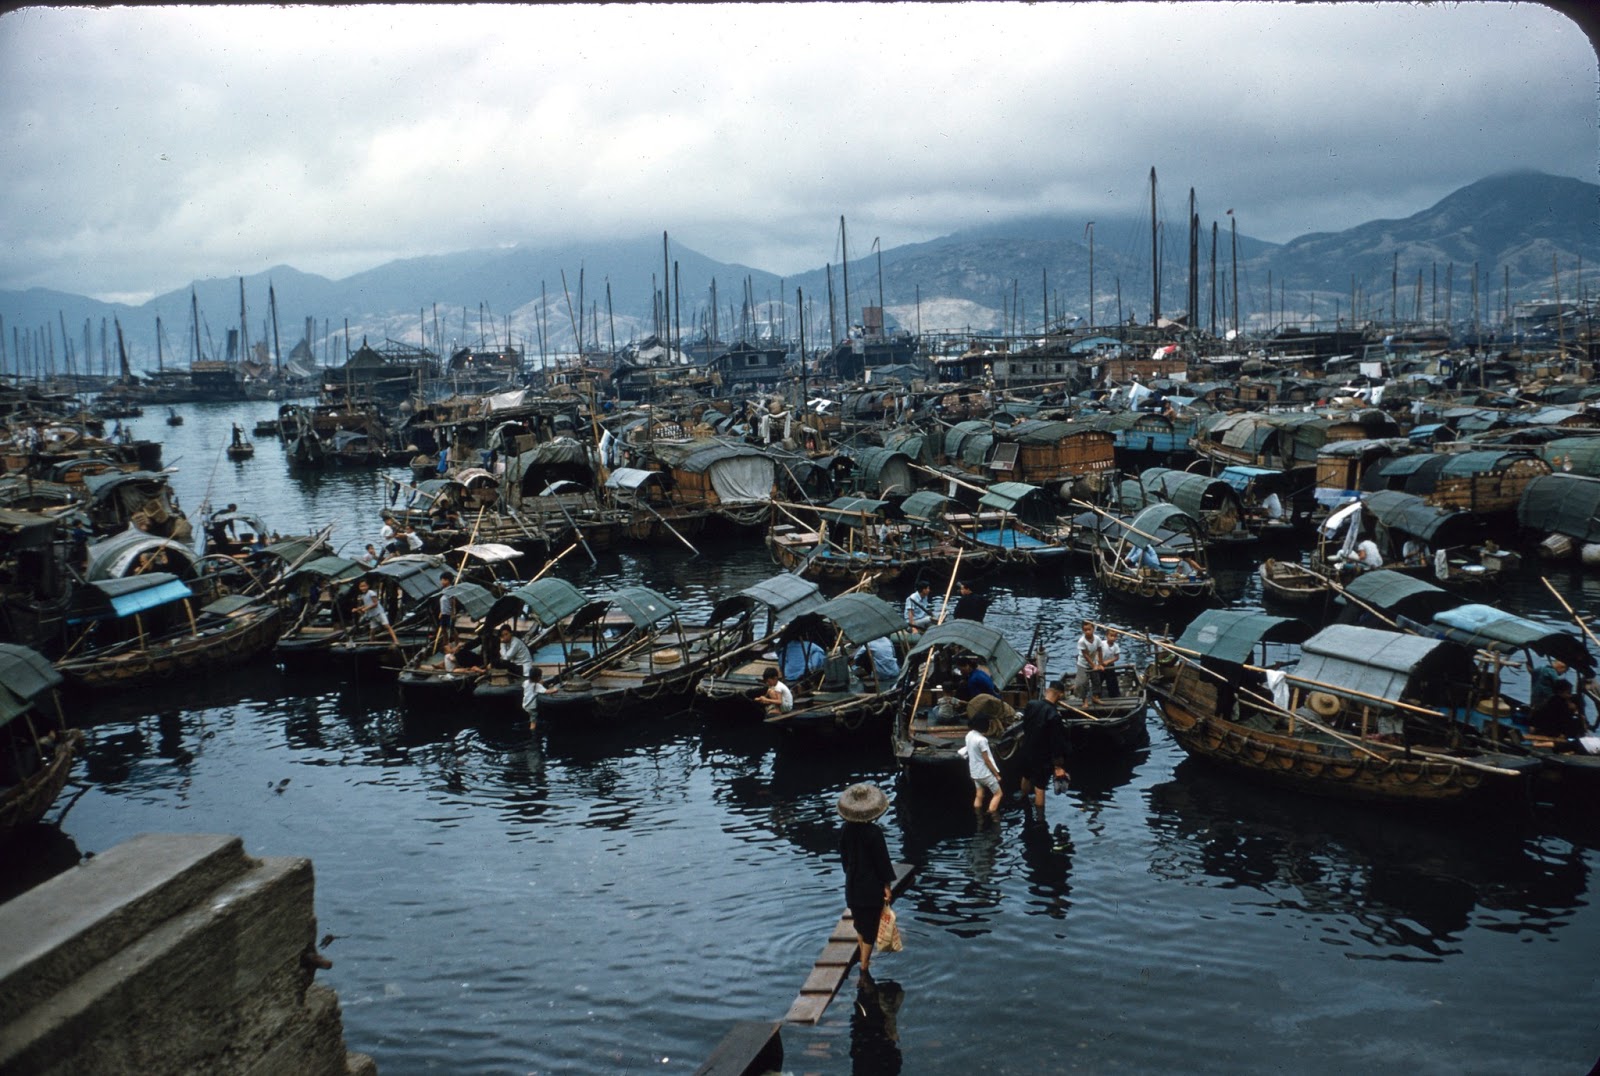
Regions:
[[959, 714, 1003, 814]]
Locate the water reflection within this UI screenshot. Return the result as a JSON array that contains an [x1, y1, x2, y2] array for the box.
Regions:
[[715, 736, 897, 859], [1016, 815, 1075, 919], [1146, 760, 1589, 961], [849, 973, 905, 1076]]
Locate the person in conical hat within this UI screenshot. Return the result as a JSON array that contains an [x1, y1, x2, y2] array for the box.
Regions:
[[837, 783, 895, 976]]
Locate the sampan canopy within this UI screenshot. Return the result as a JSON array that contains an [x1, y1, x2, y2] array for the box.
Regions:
[[1173, 609, 1309, 666], [905, 620, 1024, 690]]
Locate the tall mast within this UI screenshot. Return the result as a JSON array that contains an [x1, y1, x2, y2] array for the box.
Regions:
[[114, 318, 130, 383], [191, 288, 203, 363], [238, 277, 250, 364], [797, 287, 807, 413], [1209, 221, 1218, 336], [1085, 221, 1095, 331], [875, 237, 884, 334], [1149, 167, 1159, 324], [268, 284, 282, 373], [1190, 192, 1200, 332], [840, 216, 851, 332], [1229, 212, 1239, 337]]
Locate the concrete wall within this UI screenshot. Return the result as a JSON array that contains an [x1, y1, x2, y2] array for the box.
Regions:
[[0, 833, 374, 1076]]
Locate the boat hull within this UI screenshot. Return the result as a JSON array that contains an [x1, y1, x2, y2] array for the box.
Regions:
[[58, 608, 282, 691], [1149, 679, 1533, 809]]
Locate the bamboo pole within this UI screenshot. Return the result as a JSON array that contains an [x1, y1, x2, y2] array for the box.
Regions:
[[1071, 499, 1164, 545], [904, 547, 964, 731]]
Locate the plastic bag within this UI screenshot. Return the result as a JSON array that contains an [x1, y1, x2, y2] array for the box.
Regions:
[[876, 906, 904, 953]]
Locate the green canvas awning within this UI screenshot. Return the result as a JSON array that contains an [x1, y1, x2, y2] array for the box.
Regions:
[[901, 491, 954, 522], [790, 593, 906, 646], [978, 482, 1042, 513], [1290, 624, 1468, 705], [0, 643, 62, 725], [440, 582, 497, 619], [1117, 504, 1200, 549], [572, 586, 680, 631], [1518, 473, 1600, 542], [708, 573, 825, 626], [488, 577, 588, 627], [367, 558, 448, 601], [906, 620, 1023, 690], [1340, 569, 1456, 620], [1173, 609, 1308, 665], [286, 556, 368, 583], [817, 497, 888, 526]]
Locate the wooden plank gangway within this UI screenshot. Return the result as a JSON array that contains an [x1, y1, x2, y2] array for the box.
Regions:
[[783, 862, 916, 1026], [694, 861, 916, 1075]]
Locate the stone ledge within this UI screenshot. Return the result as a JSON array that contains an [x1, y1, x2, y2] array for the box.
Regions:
[[0, 834, 368, 1076], [0, 833, 250, 1018]]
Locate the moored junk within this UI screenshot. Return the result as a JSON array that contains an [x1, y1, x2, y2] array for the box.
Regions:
[[55, 567, 282, 692], [1091, 503, 1217, 607], [1129, 467, 1251, 551], [890, 619, 1041, 777], [938, 417, 1116, 504], [767, 495, 984, 587], [700, 591, 909, 740], [946, 481, 1074, 563], [0, 643, 85, 843], [529, 585, 753, 722], [1145, 610, 1538, 809]]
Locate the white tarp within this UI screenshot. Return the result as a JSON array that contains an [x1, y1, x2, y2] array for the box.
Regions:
[[708, 455, 776, 503], [482, 389, 528, 412]]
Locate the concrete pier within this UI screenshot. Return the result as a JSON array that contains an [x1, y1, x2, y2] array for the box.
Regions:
[[0, 833, 374, 1076]]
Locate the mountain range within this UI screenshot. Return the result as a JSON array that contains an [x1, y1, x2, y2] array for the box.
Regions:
[[2, 169, 1594, 374]]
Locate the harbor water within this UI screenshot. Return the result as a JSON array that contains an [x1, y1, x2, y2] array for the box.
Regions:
[[16, 401, 1600, 1074]]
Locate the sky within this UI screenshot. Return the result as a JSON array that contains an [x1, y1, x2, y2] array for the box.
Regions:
[[1, 2, 1595, 304]]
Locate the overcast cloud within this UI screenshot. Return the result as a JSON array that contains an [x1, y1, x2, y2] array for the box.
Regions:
[[1, 2, 1594, 303]]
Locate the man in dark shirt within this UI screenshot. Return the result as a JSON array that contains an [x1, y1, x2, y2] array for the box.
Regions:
[[957, 656, 999, 701], [1530, 680, 1584, 745], [1016, 681, 1072, 811], [951, 580, 991, 622]]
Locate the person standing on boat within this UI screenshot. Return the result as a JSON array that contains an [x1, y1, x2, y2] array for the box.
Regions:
[[837, 783, 895, 978], [1016, 681, 1072, 812], [357, 580, 399, 647], [903, 581, 938, 633], [1095, 629, 1122, 699], [1071, 621, 1102, 701], [497, 626, 534, 680], [1530, 658, 1580, 717], [951, 580, 990, 622], [437, 587, 459, 644], [1530, 680, 1585, 747]]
